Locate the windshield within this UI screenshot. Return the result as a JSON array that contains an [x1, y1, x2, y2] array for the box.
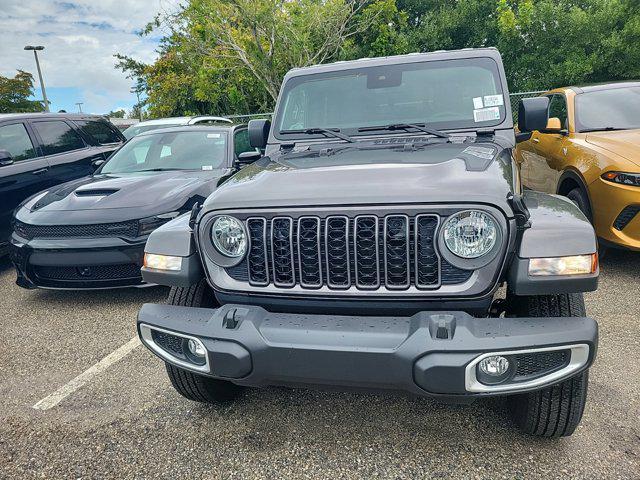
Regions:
[[575, 86, 640, 132], [123, 123, 182, 140], [275, 57, 506, 139], [101, 130, 227, 174]]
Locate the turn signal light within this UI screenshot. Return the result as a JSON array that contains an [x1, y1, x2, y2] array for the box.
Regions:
[[144, 253, 182, 271], [528, 254, 597, 276]]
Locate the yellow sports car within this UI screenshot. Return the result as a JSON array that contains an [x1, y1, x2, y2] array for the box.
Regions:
[[515, 82, 640, 251]]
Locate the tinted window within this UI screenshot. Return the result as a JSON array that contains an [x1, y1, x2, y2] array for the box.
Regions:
[[275, 57, 506, 139], [575, 87, 640, 132], [233, 129, 253, 157], [0, 123, 37, 161], [548, 94, 568, 129], [33, 121, 85, 155], [101, 131, 228, 174], [76, 119, 122, 144]]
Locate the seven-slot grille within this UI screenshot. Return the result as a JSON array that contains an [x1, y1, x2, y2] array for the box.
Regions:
[[237, 214, 466, 291]]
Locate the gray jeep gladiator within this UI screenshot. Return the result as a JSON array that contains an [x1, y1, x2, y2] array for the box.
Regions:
[[137, 48, 599, 437]]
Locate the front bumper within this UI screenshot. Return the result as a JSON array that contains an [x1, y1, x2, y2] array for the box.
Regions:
[[137, 303, 598, 399], [10, 233, 147, 289], [589, 177, 640, 250]]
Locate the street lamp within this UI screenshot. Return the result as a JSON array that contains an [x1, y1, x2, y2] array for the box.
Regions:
[[24, 45, 49, 112], [75, 102, 83, 113]]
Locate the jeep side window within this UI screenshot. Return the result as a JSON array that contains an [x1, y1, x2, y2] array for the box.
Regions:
[[32, 120, 85, 156], [0, 123, 37, 161], [548, 94, 568, 130]]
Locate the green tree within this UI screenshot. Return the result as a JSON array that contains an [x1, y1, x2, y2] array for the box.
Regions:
[[106, 109, 126, 118], [0, 70, 45, 113]]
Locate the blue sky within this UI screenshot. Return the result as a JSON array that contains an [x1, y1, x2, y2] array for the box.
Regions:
[[0, 0, 180, 114]]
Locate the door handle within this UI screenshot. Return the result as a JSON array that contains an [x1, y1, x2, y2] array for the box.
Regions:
[[532, 138, 540, 143], [32, 167, 49, 175]]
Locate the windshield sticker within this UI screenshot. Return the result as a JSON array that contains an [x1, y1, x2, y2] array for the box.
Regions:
[[206, 133, 221, 138], [462, 146, 496, 160], [473, 97, 484, 109], [202, 165, 213, 171], [473, 107, 500, 123], [483, 95, 504, 107]]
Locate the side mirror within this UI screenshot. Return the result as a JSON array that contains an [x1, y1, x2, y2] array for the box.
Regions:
[[518, 97, 550, 133], [0, 149, 14, 166], [248, 119, 271, 149], [541, 117, 568, 135], [237, 150, 262, 165], [92, 158, 106, 168]]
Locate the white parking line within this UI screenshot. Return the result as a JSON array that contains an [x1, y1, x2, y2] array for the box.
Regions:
[[33, 336, 141, 411]]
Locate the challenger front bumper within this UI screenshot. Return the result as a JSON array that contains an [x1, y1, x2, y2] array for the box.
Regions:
[[138, 303, 597, 399]]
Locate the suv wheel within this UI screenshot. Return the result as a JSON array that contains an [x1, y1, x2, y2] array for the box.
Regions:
[[164, 280, 244, 404], [567, 187, 592, 221], [506, 293, 590, 437]]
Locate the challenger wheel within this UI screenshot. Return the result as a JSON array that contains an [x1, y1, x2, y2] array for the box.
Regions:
[[164, 279, 244, 404], [506, 293, 590, 437]]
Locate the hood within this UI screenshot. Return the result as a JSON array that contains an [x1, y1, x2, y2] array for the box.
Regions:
[[585, 130, 640, 167], [21, 169, 229, 220], [204, 142, 515, 215]]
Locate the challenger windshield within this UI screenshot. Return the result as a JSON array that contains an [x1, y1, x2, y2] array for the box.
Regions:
[[575, 86, 640, 132], [101, 130, 227, 174], [275, 57, 506, 139]]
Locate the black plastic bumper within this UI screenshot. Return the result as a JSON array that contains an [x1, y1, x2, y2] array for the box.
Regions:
[[10, 234, 147, 289], [137, 303, 598, 399]]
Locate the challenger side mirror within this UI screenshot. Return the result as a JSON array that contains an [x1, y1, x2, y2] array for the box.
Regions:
[[0, 149, 14, 166], [516, 97, 550, 143], [248, 119, 271, 149], [237, 150, 262, 165]]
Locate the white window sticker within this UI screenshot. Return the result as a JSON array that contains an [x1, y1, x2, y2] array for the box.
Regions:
[[462, 146, 495, 160], [206, 133, 221, 138], [473, 97, 484, 109], [202, 165, 213, 171], [473, 107, 501, 123], [483, 94, 504, 107]]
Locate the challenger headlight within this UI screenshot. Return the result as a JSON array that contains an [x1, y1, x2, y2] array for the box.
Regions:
[[601, 171, 640, 186], [211, 215, 247, 258], [138, 211, 181, 236], [443, 210, 497, 259]]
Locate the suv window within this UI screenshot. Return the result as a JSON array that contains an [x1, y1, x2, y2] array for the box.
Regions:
[[32, 120, 85, 155], [233, 129, 253, 157], [0, 123, 37, 161], [548, 94, 568, 129], [76, 119, 122, 144]]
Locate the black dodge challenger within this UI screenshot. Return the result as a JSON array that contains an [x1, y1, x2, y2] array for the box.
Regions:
[[10, 124, 260, 289]]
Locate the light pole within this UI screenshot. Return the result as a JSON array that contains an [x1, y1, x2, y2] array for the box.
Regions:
[[130, 86, 143, 121], [24, 45, 49, 112], [75, 102, 83, 113]]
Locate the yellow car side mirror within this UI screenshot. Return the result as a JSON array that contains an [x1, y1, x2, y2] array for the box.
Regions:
[[546, 117, 562, 130]]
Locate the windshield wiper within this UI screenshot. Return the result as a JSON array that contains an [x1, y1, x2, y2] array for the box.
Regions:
[[136, 168, 187, 172], [279, 127, 356, 143], [580, 126, 629, 133], [358, 123, 451, 139]]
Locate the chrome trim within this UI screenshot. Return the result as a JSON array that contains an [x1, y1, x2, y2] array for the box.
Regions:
[[464, 344, 590, 393], [270, 217, 295, 287], [354, 215, 380, 289], [383, 214, 410, 289], [246, 217, 269, 286], [297, 216, 323, 288], [325, 215, 351, 289], [139, 323, 210, 373], [415, 214, 442, 289]]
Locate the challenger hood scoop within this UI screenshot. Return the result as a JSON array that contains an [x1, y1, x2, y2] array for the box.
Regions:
[[74, 188, 120, 197]]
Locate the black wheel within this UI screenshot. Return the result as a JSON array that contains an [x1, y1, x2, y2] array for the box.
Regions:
[[506, 293, 589, 437], [567, 187, 592, 222], [165, 279, 244, 404]]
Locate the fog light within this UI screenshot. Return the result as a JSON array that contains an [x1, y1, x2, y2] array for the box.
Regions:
[[144, 253, 182, 271], [477, 355, 513, 385], [187, 339, 206, 358]]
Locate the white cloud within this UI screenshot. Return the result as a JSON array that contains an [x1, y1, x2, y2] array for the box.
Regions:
[[0, 0, 181, 113]]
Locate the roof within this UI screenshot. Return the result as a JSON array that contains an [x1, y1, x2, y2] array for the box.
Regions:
[[0, 112, 106, 121], [570, 81, 640, 94], [285, 48, 502, 78], [135, 124, 240, 137], [133, 115, 233, 127]]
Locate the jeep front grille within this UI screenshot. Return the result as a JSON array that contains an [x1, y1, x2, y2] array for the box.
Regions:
[[228, 214, 472, 291]]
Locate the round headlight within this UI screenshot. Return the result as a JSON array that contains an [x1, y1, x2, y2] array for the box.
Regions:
[[211, 215, 247, 258], [443, 210, 497, 259]]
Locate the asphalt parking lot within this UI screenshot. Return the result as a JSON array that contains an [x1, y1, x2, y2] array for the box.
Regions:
[[1, 252, 639, 480]]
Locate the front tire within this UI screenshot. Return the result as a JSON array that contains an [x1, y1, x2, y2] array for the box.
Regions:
[[506, 293, 590, 437], [165, 280, 244, 404]]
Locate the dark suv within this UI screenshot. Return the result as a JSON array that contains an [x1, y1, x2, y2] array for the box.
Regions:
[[136, 49, 599, 437], [0, 113, 125, 253]]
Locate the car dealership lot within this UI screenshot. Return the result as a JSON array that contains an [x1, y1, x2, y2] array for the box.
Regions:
[[0, 253, 638, 480]]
